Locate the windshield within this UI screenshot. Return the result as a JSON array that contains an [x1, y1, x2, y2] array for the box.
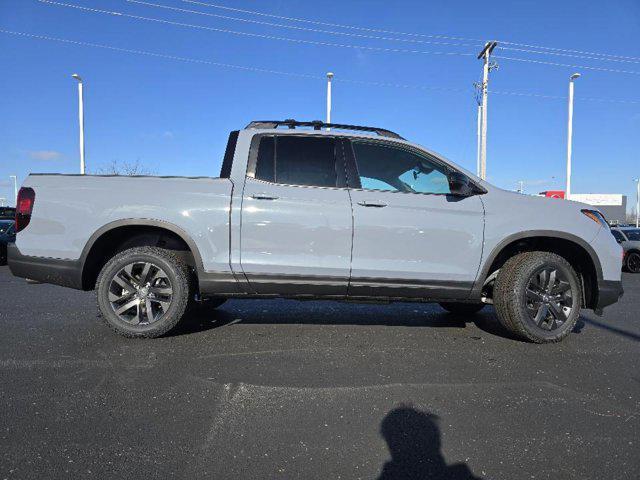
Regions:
[[0, 221, 14, 234], [623, 229, 640, 241]]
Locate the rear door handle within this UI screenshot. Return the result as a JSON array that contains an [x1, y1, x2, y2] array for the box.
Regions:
[[357, 200, 388, 208], [251, 193, 279, 200]]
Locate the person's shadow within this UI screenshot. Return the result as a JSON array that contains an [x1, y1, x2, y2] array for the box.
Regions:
[[377, 407, 481, 480]]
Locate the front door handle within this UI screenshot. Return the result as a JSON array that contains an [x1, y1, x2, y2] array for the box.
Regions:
[[251, 193, 279, 200], [357, 200, 388, 208]]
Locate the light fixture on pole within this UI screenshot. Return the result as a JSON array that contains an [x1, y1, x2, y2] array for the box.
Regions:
[[9, 175, 17, 204], [634, 178, 639, 228], [71, 73, 85, 174], [326, 72, 334, 130], [565, 73, 580, 199]]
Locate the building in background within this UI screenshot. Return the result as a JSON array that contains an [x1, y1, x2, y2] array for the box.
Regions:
[[538, 192, 627, 224], [569, 194, 627, 224]]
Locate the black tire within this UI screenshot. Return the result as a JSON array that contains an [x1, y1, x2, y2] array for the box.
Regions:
[[439, 302, 485, 315], [626, 251, 640, 273], [494, 251, 582, 343], [96, 246, 192, 338]]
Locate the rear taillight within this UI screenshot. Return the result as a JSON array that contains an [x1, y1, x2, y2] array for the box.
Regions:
[[15, 187, 35, 233]]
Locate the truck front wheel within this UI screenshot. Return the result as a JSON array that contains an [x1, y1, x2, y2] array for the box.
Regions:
[[493, 251, 582, 343], [96, 247, 192, 338]]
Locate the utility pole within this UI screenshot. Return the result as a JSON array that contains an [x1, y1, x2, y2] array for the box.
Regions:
[[477, 41, 498, 180], [565, 73, 581, 199], [326, 72, 334, 131], [9, 175, 17, 204], [474, 91, 482, 177], [72, 74, 85, 174], [634, 178, 640, 228]]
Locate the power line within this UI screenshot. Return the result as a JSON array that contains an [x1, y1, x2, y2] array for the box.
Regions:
[[38, 0, 476, 58], [498, 40, 640, 63], [182, 0, 640, 64], [498, 45, 640, 65], [126, 0, 480, 49], [2, 28, 639, 105], [494, 55, 640, 76], [0, 28, 322, 79], [180, 0, 484, 43], [36, 1, 640, 75]]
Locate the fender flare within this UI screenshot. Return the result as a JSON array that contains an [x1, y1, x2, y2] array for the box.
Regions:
[[471, 230, 604, 298], [80, 218, 206, 274]]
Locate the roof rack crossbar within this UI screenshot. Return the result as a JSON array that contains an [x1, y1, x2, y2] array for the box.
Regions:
[[245, 119, 404, 139]]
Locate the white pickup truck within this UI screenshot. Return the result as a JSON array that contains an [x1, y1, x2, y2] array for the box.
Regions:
[[9, 120, 623, 343]]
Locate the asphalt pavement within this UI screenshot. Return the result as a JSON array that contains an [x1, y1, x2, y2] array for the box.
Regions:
[[1, 265, 638, 479]]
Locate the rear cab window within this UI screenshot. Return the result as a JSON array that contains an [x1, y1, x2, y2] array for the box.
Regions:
[[252, 135, 339, 188]]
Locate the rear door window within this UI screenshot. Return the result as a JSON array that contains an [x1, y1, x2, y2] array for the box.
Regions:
[[254, 136, 338, 188]]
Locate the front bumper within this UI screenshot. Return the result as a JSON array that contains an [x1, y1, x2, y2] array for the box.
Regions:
[[595, 279, 624, 311], [7, 243, 83, 289]]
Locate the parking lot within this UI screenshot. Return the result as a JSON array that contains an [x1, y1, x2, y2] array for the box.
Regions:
[[1, 265, 638, 479]]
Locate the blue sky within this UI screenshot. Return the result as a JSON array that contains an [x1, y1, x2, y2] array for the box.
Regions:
[[1, 0, 638, 209]]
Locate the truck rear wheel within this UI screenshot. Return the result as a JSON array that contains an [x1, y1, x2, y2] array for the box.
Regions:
[[96, 246, 192, 338], [494, 251, 582, 343]]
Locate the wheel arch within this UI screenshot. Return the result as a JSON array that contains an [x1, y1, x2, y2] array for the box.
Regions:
[[80, 219, 204, 290], [474, 230, 603, 308]]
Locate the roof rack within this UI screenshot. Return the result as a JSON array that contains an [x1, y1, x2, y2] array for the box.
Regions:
[[245, 119, 404, 140]]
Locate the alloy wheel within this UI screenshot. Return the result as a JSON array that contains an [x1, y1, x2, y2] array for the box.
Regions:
[[108, 261, 173, 325], [524, 266, 574, 331]]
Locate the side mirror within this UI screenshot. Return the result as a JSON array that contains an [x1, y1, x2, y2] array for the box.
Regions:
[[448, 172, 476, 197]]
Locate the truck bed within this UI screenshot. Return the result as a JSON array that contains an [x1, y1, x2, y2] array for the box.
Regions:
[[17, 174, 233, 273]]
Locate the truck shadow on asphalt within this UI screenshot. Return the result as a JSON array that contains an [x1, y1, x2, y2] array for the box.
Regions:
[[171, 302, 528, 342], [377, 406, 482, 480], [172, 302, 614, 343]]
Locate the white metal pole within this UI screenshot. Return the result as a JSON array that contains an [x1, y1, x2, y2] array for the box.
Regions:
[[635, 178, 640, 228], [72, 74, 85, 174], [566, 73, 580, 199], [476, 104, 482, 177], [326, 72, 333, 130], [480, 57, 489, 180], [9, 175, 17, 203]]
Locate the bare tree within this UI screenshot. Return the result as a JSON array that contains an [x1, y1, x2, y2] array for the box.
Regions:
[[95, 159, 155, 176]]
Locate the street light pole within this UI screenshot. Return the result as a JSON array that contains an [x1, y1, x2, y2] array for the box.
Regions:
[[9, 175, 17, 205], [634, 178, 640, 228], [565, 73, 581, 199], [326, 72, 334, 130], [72, 74, 85, 174]]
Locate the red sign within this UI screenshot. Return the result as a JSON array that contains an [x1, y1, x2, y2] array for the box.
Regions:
[[540, 190, 565, 199]]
